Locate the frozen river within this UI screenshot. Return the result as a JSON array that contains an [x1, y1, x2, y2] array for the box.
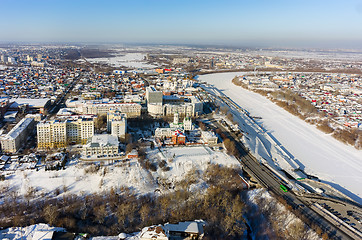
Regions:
[[199, 72, 362, 203]]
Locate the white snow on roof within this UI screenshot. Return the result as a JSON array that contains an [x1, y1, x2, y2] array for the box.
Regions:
[[139, 226, 168, 240], [4, 118, 33, 140], [10, 98, 50, 108], [0, 223, 64, 240], [0, 155, 9, 162], [4, 111, 17, 118], [201, 131, 216, 139], [32, 230, 54, 240], [164, 221, 203, 234], [86, 134, 118, 147], [57, 108, 76, 115]]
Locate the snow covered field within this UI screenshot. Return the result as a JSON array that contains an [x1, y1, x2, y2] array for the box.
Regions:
[[199, 72, 362, 203], [1, 158, 154, 196], [149, 146, 240, 190], [86, 53, 156, 69], [0, 146, 239, 197]]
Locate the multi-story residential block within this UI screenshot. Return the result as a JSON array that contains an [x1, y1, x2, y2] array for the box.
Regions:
[[164, 103, 195, 117], [1, 118, 35, 153], [147, 103, 164, 115], [148, 95, 203, 117], [37, 118, 94, 149], [107, 111, 127, 138], [68, 118, 94, 145], [37, 120, 67, 149]]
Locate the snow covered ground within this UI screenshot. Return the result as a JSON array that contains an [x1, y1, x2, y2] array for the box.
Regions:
[[149, 146, 240, 191], [86, 53, 157, 69], [1, 158, 154, 196], [0, 146, 239, 197], [199, 72, 362, 203]]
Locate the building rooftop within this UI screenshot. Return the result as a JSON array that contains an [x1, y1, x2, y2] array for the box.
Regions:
[[201, 131, 217, 139], [3, 117, 33, 140], [164, 221, 204, 234], [86, 134, 118, 148], [9, 98, 50, 108]]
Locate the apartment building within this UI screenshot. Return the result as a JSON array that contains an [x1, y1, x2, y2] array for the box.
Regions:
[[67, 118, 94, 144], [164, 103, 194, 117], [37, 118, 94, 149], [107, 111, 127, 138], [82, 102, 141, 117], [1, 117, 35, 153], [148, 95, 203, 117], [146, 86, 163, 104]]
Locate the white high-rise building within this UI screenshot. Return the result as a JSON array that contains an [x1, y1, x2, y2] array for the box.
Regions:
[[107, 111, 127, 138]]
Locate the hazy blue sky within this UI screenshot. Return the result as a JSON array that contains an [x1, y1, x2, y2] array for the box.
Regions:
[[1, 0, 362, 48]]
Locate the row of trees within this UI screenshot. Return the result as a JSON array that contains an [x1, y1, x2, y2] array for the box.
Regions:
[[0, 165, 248, 239]]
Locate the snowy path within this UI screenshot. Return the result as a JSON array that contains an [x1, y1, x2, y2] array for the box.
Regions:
[[199, 72, 362, 203]]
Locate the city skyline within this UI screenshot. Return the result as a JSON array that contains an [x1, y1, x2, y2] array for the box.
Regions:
[[1, 0, 362, 48]]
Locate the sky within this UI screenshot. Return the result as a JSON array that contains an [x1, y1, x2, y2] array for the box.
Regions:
[[1, 0, 362, 48]]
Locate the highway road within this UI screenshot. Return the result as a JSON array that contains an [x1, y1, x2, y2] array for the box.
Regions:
[[202, 85, 362, 240]]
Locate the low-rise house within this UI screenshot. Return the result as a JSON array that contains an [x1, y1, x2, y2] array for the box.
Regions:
[[140, 226, 168, 240], [0, 155, 10, 170], [127, 149, 138, 159], [201, 131, 218, 145], [164, 221, 205, 239]]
